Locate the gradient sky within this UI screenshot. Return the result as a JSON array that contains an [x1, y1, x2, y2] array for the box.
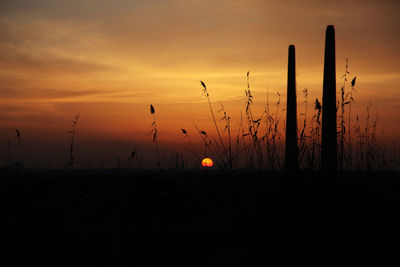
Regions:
[[1, 0, 399, 167]]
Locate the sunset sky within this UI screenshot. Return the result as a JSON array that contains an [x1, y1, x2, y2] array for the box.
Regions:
[[1, 0, 399, 168]]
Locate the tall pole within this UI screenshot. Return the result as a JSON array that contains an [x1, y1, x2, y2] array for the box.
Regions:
[[321, 25, 337, 173], [285, 45, 299, 171]]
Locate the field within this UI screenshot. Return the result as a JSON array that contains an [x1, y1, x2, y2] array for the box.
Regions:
[[1, 169, 399, 264]]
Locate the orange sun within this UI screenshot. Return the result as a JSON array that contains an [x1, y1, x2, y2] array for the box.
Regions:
[[201, 157, 213, 167]]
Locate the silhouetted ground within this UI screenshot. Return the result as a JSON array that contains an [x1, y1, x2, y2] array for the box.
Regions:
[[1, 169, 399, 264]]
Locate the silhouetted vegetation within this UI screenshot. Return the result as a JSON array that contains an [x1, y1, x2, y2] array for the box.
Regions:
[[150, 104, 161, 169], [186, 25, 397, 172], [64, 114, 80, 170]]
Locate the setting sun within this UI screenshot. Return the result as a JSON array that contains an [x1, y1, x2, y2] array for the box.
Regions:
[[201, 158, 213, 167]]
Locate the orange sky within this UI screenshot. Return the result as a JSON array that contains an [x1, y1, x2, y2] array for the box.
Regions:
[[1, 0, 399, 167]]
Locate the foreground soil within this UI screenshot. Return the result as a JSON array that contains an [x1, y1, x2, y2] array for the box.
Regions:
[[1, 169, 399, 264]]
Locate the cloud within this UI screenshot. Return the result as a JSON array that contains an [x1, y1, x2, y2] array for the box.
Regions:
[[0, 48, 116, 75], [0, 16, 117, 75], [0, 86, 106, 100]]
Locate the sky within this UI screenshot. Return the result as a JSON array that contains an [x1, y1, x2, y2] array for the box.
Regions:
[[1, 0, 399, 168]]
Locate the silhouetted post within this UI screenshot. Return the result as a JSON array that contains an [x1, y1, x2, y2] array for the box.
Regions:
[[285, 45, 299, 171], [321, 25, 337, 173]]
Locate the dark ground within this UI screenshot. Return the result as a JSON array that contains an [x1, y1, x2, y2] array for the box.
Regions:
[[1, 169, 399, 265]]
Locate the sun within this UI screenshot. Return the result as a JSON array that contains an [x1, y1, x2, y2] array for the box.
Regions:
[[201, 157, 213, 167]]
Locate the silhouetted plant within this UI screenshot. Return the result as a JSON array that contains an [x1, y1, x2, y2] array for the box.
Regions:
[[15, 128, 24, 167], [262, 91, 271, 168], [236, 111, 250, 168], [231, 112, 247, 168], [285, 45, 299, 171], [180, 128, 201, 163], [310, 98, 322, 169], [337, 58, 357, 170], [192, 122, 226, 168], [321, 25, 337, 173], [365, 103, 378, 171], [218, 103, 233, 168], [262, 87, 277, 170], [65, 114, 80, 170], [352, 102, 379, 171], [200, 81, 229, 166], [271, 91, 283, 170], [338, 58, 349, 169], [347, 75, 357, 168], [130, 148, 143, 171], [298, 88, 309, 169], [244, 72, 264, 169], [150, 104, 160, 169], [390, 142, 398, 169]]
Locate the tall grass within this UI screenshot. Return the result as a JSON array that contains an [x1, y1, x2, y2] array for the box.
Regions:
[[181, 62, 395, 172], [200, 81, 231, 168], [64, 114, 80, 170], [262, 87, 283, 170], [244, 72, 264, 170], [150, 104, 161, 169], [130, 148, 143, 171], [180, 128, 202, 164], [15, 128, 24, 167], [338, 58, 350, 170], [218, 103, 232, 168]]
